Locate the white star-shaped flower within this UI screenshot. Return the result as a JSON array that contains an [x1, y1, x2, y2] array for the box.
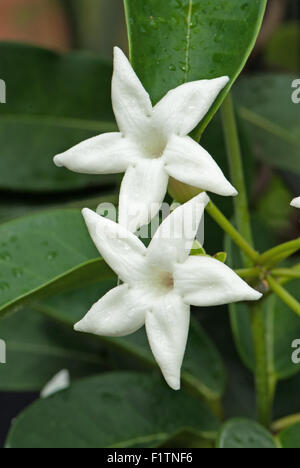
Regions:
[[291, 197, 300, 209], [75, 193, 261, 390], [54, 47, 237, 233]]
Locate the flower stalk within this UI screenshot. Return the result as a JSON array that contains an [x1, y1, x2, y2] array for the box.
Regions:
[[221, 93, 254, 268], [257, 238, 300, 268], [267, 275, 300, 317], [221, 92, 274, 427], [205, 201, 259, 264]]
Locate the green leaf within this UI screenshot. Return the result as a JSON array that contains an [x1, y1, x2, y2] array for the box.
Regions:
[[124, 0, 267, 134], [0, 209, 113, 318], [226, 232, 300, 381], [278, 422, 300, 448], [5, 372, 220, 448], [235, 74, 300, 175], [216, 418, 277, 448], [36, 281, 226, 400], [0, 42, 117, 192], [0, 307, 110, 391]]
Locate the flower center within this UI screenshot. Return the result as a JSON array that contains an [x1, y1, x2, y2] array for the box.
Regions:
[[149, 270, 174, 296], [139, 127, 168, 159]]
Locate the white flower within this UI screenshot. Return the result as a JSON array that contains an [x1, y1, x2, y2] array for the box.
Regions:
[[74, 193, 261, 390], [54, 47, 237, 233], [291, 197, 300, 209]]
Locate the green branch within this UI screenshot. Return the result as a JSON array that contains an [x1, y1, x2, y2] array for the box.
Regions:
[[221, 93, 274, 428], [221, 93, 254, 267], [235, 267, 261, 279], [251, 303, 276, 428], [272, 268, 300, 280], [267, 276, 300, 317], [206, 201, 259, 264], [258, 238, 300, 268]]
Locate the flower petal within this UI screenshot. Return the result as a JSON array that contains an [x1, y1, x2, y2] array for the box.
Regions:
[[291, 197, 300, 209], [119, 158, 169, 233], [153, 77, 229, 137], [74, 284, 146, 337], [164, 135, 237, 196], [112, 47, 153, 138], [174, 256, 262, 306], [145, 292, 190, 390], [82, 208, 148, 283], [54, 132, 138, 174], [147, 192, 209, 271]]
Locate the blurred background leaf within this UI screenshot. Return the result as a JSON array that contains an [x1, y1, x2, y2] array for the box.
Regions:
[[216, 418, 277, 448], [5, 372, 220, 448]]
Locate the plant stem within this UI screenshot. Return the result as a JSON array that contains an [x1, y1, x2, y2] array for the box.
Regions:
[[258, 238, 300, 268], [272, 268, 300, 279], [221, 93, 254, 267], [278, 264, 300, 286], [206, 201, 259, 264], [251, 303, 275, 428], [272, 413, 300, 433], [221, 92, 274, 427], [267, 275, 300, 317], [235, 267, 261, 279]]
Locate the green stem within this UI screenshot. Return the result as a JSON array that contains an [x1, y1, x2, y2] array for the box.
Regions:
[[221, 93, 273, 427], [221, 93, 254, 267], [206, 201, 259, 264], [251, 303, 275, 428], [278, 264, 300, 286], [267, 275, 300, 317], [258, 238, 300, 268], [235, 267, 261, 279], [272, 413, 300, 433], [272, 268, 300, 279]]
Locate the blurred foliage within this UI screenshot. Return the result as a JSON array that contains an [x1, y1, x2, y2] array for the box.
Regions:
[[264, 22, 300, 72], [255, 176, 292, 233]]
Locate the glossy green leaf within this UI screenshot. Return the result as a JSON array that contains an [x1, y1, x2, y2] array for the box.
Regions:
[[0, 307, 110, 391], [278, 422, 300, 448], [226, 232, 300, 381], [36, 281, 226, 400], [0, 209, 113, 318], [235, 74, 300, 175], [5, 372, 220, 448], [124, 0, 267, 134], [0, 42, 117, 192], [217, 418, 277, 448]]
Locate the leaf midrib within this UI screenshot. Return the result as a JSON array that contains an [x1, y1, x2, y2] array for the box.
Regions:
[[184, 0, 193, 83]]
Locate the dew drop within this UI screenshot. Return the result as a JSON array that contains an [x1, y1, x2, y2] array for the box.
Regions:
[[12, 268, 23, 279], [168, 64, 177, 71], [0, 281, 9, 291], [46, 251, 58, 261], [241, 2, 249, 10], [0, 252, 11, 261]]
